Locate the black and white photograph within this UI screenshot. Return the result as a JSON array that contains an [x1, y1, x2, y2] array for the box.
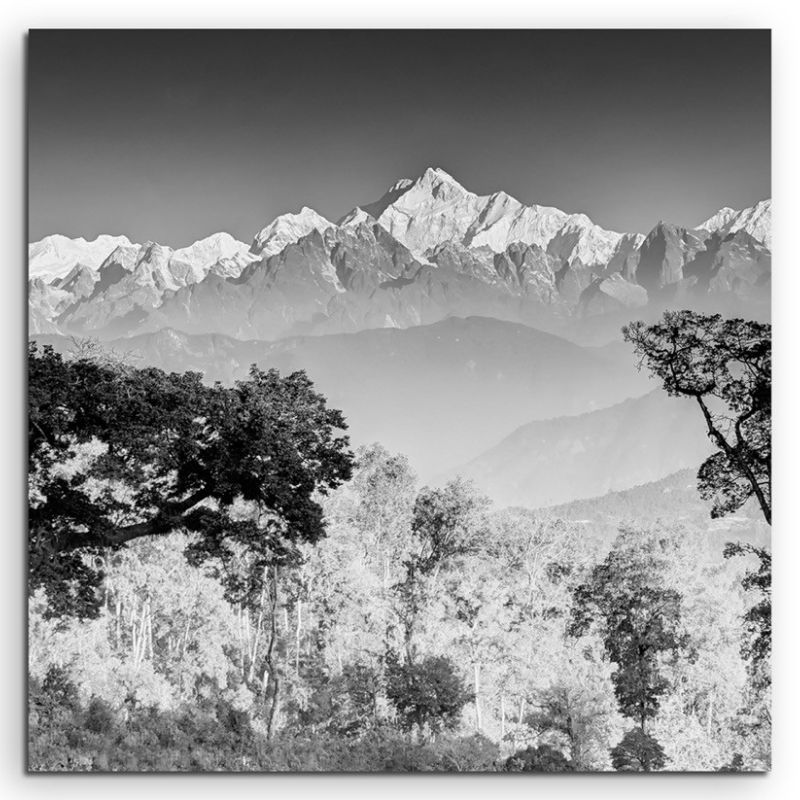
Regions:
[[26, 28, 772, 773]]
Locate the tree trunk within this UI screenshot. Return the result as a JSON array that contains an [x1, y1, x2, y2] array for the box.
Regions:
[[145, 599, 153, 661], [263, 563, 281, 739], [695, 395, 771, 524], [473, 661, 482, 732], [295, 598, 302, 677]]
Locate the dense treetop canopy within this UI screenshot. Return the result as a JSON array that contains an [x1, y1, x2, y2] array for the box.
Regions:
[[28, 342, 354, 617], [623, 311, 771, 523]]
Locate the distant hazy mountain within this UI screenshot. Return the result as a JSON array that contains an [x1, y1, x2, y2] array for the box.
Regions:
[[541, 468, 769, 548], [31, 316, 653, 479], [546, 468, 711, 523], [450, 390, 715, 508], [29, 168, 771, 340]]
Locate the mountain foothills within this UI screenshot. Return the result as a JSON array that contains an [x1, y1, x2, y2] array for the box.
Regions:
[[29, 168, 771, 341], [451, 390, 714, 508], [34, 317, 653, 478]]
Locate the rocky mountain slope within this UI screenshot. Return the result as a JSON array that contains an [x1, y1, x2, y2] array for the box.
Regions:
[[29, 168, 771, 340], [360, 167, 634, 266], [29, 234, 133, 281], [698, 198, 772, 249]]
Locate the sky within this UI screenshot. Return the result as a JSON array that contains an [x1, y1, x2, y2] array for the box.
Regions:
[[28, 29, 771, 245]]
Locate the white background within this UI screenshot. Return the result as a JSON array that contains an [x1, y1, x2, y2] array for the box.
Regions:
[[1, 2, 797, 798]]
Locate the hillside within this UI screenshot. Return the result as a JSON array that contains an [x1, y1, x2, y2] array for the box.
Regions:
[[450, 390, 715, 507], [543, 468, 770, 551], [31, 316, 653, 479]]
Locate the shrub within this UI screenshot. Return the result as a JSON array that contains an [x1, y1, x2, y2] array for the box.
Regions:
[[504, 744, 574, 772], [610, 728, 667, 772]]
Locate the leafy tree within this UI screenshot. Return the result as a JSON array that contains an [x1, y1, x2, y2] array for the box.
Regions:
[[284, 661, 382, 737], [623, 311, 771, 523], [610, 728, 667, 772], [396, 479, 489, 662], [448, 561, 513, 734], [34, 664, 81, 715], [644, 532, 756, 771], [524, 676, 622, 771], [28, 343, 353, 618], [623, 312, 772, 690], [409, 478, 488, 577], [385, 654, 473, 737], [724, 542, 771, 682], [334, 662, 383, 736], [570, 531, 684, 730], [84, 696, 116, 735], [351, 444, 417, 562]]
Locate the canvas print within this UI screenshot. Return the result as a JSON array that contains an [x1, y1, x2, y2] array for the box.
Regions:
[[27, 29, 771, 772]]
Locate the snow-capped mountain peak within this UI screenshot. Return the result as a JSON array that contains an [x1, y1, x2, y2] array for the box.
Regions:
[[29, 233, 134, 281], [338, 207, 376, 228], [251, 207, 334, 256], [697, 206, 738, 232], [418, 166, 465, 189], [727, 199, 771, 249], [357, 167, 624, 266], [28, 168, 772, 343], [170, 232, 255, 282], [696, 199, 771, 248], [172, 231, 242, 262]]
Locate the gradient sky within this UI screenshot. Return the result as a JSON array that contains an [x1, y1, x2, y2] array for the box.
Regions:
[[28, 29, 771, 246]]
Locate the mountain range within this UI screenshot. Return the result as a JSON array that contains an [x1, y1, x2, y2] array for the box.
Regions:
[[29, 168, 771, 342]]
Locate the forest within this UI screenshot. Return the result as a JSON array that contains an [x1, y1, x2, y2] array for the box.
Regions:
[[27, 311, 772, 772]]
